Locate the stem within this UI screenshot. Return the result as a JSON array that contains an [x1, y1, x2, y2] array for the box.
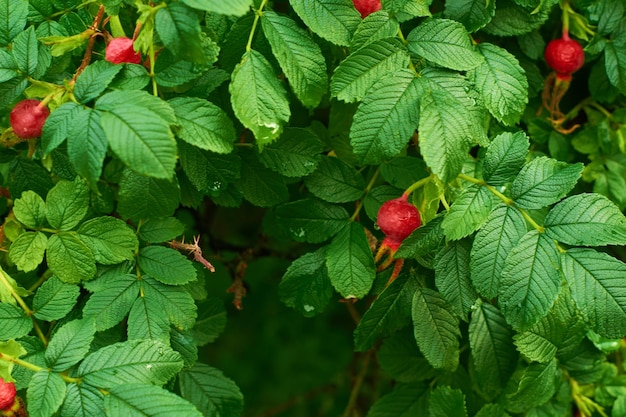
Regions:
[[341, 349, 374, 417], [246, 0, 269, 52], [350, 168, 380, 222], [0, 353, 81, 383], [397, 27, 418, 74], [403, 174, 434, 197]]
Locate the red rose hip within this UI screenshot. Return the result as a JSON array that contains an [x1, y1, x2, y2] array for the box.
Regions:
[[105, 37, 141, 64], [10, 99, 50, 139], [544, 34, 584, 79], [353, 0, 381, 18], [0, 378, 16, 410], [377, 194, 421, 251]]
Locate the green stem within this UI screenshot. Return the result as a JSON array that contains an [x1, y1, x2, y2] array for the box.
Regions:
[[0, 353, 81, 383], [403, 174, 434, 197], [350, 168, 380, 222], [246, 0, 269, 52]]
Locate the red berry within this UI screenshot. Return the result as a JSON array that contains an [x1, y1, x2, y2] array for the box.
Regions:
[[377, 194, 421, 251], [353, 0, 381, 18], [544, 35, 584, 78], [105, 37, 141, 65], [10, 99, 50, 139], [0, 378, 16, 410]]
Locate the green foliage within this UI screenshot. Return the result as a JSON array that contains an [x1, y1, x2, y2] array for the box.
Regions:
[[1, 0, 626, 416]]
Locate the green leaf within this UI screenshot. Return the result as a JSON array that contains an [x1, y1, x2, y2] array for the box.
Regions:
[[443, 0, 495, 32], [61, 384, 105, 417], [9, 231, 47, 272], [469, 43, 528, 126], [406, 18, 484, 71], [326, 222, 376, 299], [506, 360, 558, 413], [33, 276, 80, 321], [434, 239, 478, 320], [262, 11, 328, 108], [412, 288, 461, 371], [179, 363, 243, 417], [511, 157, 584, 209], [229, 49, 290, 147], [45, 319, 96, 372], [13, 190, 46, 229], [289, 0, 361, 46], [0, 302, 32, 339], [78, 340, 183, 389], [67, 107, 108, 189], [469, 301, 517, 401], [258, 127, 323, 177], [192, 298, 227, 346], [279, 247, 333, 317], [83, 271, 139, 331], [180, 0, 251, 16], [544, 193, 626, 246], [366, 382, 429, 416], [382, 0, 432, 21], [40, 101, 82, 155], [380, 157, 429, 190], [74, 60, 122, 103], [354, 272, 419, 351], [127, 294, 170, 342], [96, 90, 177, 179], [378, 330, 436, 383], [483, 0, 551, 37], [482, 131, 530, 185], [46, 232, 96, 284], [304, 156, 365, 203], [105, 383, 203, 417], [26, 370, 66, 417], [396, 213, 445, 259], [45, 177, 90, 231], [12, 26, 38, 76], [499, 231, 561, 331], [330, 38, 410, 102], [429, 386, 467, 417], [138, 217, 185, 244], [350, 11, 399, 51], [117, 169, 180, 222], [605, 42, 626, 95], [349, 69, 421, 164], [470, 205, 527, 299], [561, 248, 626, 339], [0, 49, 19, 83], [77, 217, 138, 265], [142, 277, 197, 330], [138, 246, 197, 286], [272, 198, 350, 243], [0, 0, 28, 46], [441, 184, 496, 240], [155, 2, 203, 61], [234, 148, 288, 207], [8, 157, 54, 199], [177, 141, 240, 196], [169, 97, 236, 154]]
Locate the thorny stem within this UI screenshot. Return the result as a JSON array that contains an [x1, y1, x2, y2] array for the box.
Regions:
[[246, 0, 269, 52], [350, 168, 380, 222], [71, 5, 106, 82]]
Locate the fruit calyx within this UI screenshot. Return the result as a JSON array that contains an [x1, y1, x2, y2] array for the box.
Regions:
[[105, 37, 141, 64], [0, 378, 16, 411], [352, 0, 382, 18], [544, 31, 584, 80], [10, 99, 50, 139], [377, 193, 421, 252]]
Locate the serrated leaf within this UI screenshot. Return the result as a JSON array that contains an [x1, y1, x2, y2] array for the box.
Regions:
[[117, 169, 180, 222], [169, 97, 236, 154], [0, 0, 28, 46], [234, 148, 288, 207], [13, 190, 46, 229], [83, 273, 139, 331], [272, 198, 350, 243], [380, 157, 429, 190], [33, 276, 80, 321], [258, 127, 323, 177], [61, 384, 105, 417], [105, 383, 203, 417], [9, 231, 47, 272], [396, 213, 445, 259], [142, 277, 197, 330], [499, 231, 561, 331], [180, 0, 251, 16], [475, 404, 510, 417], [192, 298, 227, 345], [350, 11, 399, 51], [561, 248, 626, 339], [511, 157, 584, 209], [262, 11, 328, 108], [605, 42, 626, 95], [349, 69, 421, 164], [469, 43, 528, 125], [67, 107, 108, 189], [179, 363, 243, 417], [483, 1, 550, 37], [40, 101, 82, 155], [354, 272, 418, 351], [46, 177, 90, 231], [127, 294, 171, 342], [378, 330, 436, 383], [77, 217, 138, 265], [177, 141, 240, 196], [289, 0, 361, 46], [26, 370, 66, 417], [230, 49, 290, 147], [544, 193, 626, 246], [434, 239, 477, 320], [78, 340, 183, 389], [469, 302, 517, 401], [429, 386, 467, 417], [444, 0, 496, 32], [12, 26, 38, 76], [46, 232, 96, 284], [45, 319, 96, 372], [482, 131, 530, 185], [366, 382, 429, 416], [8, 157, 54, 199], [470, 205, 527, 299], [74, 60, 122, 103], [330, 38, 410, 102], [441, 184, 496, 240], [304, 155, 365, 203], [412, 288, 460, 371], [326, 222, 376, 299], [155, 2, 203, 61], [0, 302, 32, 339], [96, 91, 177, 179], [138, 217, 185, 244], [382, 0, 432, 21], [506, 361, 558, 413], [279, 247, 333, 317], [138, 246, 197, 286], [406, 18, 483, 71]]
